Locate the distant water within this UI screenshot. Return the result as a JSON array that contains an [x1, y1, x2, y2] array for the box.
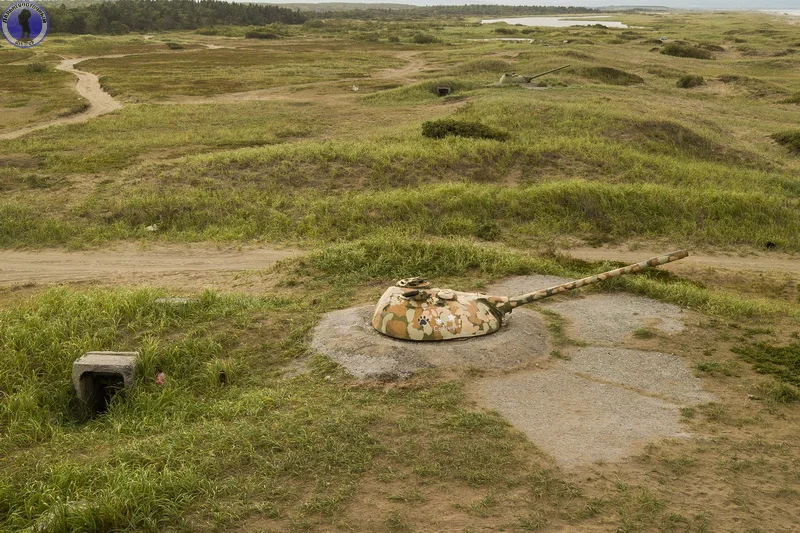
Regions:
[[482, 17, 628, 28]]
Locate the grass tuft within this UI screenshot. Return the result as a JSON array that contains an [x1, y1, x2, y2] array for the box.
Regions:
[[661, 43, 714, 59], [676, 74, 705, 88], [770, 130, 800, 153], [731, 342, 800, 387], [576, 66, 644, 85], [421, 119, 509, 141]]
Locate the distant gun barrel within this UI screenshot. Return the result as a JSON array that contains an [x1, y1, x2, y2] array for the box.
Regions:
[[525, 64, 571, 81], [498, 249, 688, 312]]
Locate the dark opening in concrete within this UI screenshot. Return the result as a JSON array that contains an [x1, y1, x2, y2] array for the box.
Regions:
[[437, 85, 451, 96], [80, 372, 125, 413]]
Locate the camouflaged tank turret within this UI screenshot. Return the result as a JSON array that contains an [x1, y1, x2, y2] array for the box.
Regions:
[[372, 250, 688, 341], [498, 64, 571, 85]]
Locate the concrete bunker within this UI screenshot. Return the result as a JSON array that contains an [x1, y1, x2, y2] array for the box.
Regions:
[[72, 351, 138, 413]]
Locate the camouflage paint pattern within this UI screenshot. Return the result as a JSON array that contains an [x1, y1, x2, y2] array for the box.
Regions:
[[372, 250, 688, 341]]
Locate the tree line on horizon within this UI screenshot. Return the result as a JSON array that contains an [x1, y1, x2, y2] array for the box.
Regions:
[[309, 4, 597, 20], [47, 0, 307, 34], [44, 1, 600, 34]]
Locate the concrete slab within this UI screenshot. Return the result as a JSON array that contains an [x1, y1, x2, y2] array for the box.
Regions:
[[563, 347, 714, 404], [545, 293, 685, 344], [486, 277, 686, 345], [311, 305, 550, 380], [472, 369, 691, 468]]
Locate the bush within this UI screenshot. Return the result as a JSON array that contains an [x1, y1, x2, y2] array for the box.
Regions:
[[661, 43, 714, 59], [676, 75, 704, 88], [109, 21, 130, 35], [245, 30, 279, 39], [165, 42, 184, 50], [771, 130, 800, 153], [697, 43, 725, 52], [421, 119, 508, 141], [578, 66, 643, 85], [411, 32, 440, 44], [494, 27, 518, 35], [388, 34, 399, 43], [25, 62, 49, 73], [780, 92, 800, 104]]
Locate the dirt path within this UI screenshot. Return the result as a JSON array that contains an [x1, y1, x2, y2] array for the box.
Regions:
[[1, 48, 426, 136], [567, 246, 800, 275], [1, 245, 796, 288], [0, 245, 300, 287], [0, 56, 124, 141], [372, 51, 425, 81]]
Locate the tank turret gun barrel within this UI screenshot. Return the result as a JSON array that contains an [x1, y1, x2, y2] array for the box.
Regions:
[[372, 250, 688, 341], [497, 249, 688, 313], [525, 64, 571, 81]]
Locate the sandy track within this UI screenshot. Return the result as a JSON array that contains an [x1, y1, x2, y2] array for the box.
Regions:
[[0, 246, 300, 286], [567, 247, 800, 275], [0, 56, 124, 141], [1, 48, 426, 136], [0, 245, 796, 288]]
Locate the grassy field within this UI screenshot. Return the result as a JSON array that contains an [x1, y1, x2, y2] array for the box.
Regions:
[[2, 9, 800, 533]]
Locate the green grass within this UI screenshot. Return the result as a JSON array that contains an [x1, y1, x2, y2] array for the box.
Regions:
[[0, 284, 593, 531], [771, 130, 800, 153], [732, 342, 800, 387], [421, 118, 509, 140], [2, 12, 800, 532], [661, 43, 715, 60], [0, 65, 86, 132], [676, 74, 705, 88], [79, 42, 402, 99], [576, 66, 644, 85], [6, 180, 798, 250]]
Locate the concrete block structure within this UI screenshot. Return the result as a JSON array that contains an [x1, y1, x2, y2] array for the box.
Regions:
[[72, 351, 138, 412]]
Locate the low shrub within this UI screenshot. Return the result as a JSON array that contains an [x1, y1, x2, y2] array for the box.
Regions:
[[411, 32, 440, 44], [771, 130, 800, 153], [165, 42, 184, 50], [661, 43, 714, 59], [578, 66, 644, 85], [421, 119, 508, 141], [676, 74, 704, 88], [460, 58, 512, 73], [697, 43, 725, 52], [25, 62, 49, 73], [780, 92, 800, 104], [494, 27, 518, 35], [245, 30, 279, 39]]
